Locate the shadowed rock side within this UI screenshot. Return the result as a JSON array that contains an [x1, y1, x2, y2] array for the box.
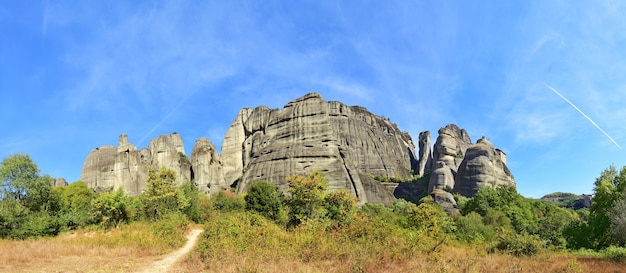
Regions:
[[233, 92, 416, 205], [454, 137, 515, 197]]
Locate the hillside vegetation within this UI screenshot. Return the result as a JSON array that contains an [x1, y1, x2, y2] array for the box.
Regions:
[[2, 153, 626, 272]]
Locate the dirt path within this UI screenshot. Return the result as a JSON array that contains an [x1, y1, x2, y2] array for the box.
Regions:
[[138, 228, 203, 273]]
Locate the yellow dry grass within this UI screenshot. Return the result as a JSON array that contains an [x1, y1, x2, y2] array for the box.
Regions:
[[0, 220, 193, 273], [174, 244, 626, 273]]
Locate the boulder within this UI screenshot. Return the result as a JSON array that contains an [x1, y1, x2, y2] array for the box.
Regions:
[[430, 189, 460, 215], [454, 137, 515, 197]]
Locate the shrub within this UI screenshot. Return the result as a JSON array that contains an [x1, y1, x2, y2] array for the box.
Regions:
[[211, 190, 245, 212], [286, 171, 327, 226], [244, 181, 286, 223], [323, 190, 357, 227], [453, 212, 496, 243], [603, 246, 626, 263], [90, 189, 134, 229], [491, 232, 544, 256]]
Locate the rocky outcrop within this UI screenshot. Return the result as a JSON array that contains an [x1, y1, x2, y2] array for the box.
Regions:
[[454, 137, 515, 197], [221, 108, 253, 185], [190, 138, 224, 194], [416, 131, 432, 176], [53, 177, 68, 187], [81, 133, 192, 195], [81, 146, 117, 192], [234, 92, 416, 205], [148, 133, 191, 184], [431, 189, 460, 215], [428, 124, 473, 192], [80, 93, 516, 204]]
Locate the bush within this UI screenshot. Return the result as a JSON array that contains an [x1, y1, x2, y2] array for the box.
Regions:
[[245, 181, 286, 223], [491, 232, 544, 256], [453, 212, 496, 243], [603, 246, 626, 263], [211, 190, 245, 212], [323, 190, 357, 228], [90, 189, 134, 229]]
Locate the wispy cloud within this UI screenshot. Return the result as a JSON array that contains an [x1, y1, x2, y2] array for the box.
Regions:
[[545, 83, 621, 150]]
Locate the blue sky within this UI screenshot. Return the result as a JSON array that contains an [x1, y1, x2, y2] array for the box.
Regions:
[[1, 1, 625, 198]]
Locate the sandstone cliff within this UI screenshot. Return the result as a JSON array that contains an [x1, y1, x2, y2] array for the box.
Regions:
[[80, 93, 516, 205], [231, 93, 416, 205]]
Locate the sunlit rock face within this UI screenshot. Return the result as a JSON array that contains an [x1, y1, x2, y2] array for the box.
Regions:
[[454, 137, 515, 197], [81, 133, 190, 195], [428, 124, 473, 192], [232, 92, 417, 205], [190, 138, 224, 195]]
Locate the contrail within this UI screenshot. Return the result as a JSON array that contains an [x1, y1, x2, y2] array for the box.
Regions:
[[138, 95, 190, 146], [545, 83, 622, 150]]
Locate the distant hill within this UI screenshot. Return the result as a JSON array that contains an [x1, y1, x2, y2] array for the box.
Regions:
[[541, 192, 592, 210]]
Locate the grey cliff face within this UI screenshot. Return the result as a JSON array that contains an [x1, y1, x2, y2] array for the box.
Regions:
[[454, 137, 515, 197], [428, 124, 473, 192], [81, 133, 191, 195], [234, 92, 416, 205], [80, 94, 516, 205], [81, 146, 117, 192], [417, 131, 433, 176], [190, 138, 224, 194]]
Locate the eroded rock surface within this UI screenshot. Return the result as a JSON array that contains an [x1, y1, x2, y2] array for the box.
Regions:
[[235, 92, 416, 205], [428, 124, 473, 192], [454, 137, 515, 197], [190, 138, 224, 194]]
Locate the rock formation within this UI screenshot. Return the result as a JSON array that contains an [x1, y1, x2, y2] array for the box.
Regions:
[[81, 133, 193, 195], [454, 137, 515, 197], [190, 138, 225, 194], [416, 131, 433, 176], [53, 177, 68, 187], [81, 146, 117, 192], [428, 124, 473, 192], [80, 93, 516, 206], [231, 93, 416, 205], [430, 189, 459, 215]]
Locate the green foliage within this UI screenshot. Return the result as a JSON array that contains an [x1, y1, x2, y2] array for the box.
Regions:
[[244, 181, 286, 223], [323, 190, 357, 228], [211, 190, 245, 212], [90, 189, 134, 229], [603, 246, 626, 263], [0, 153, 63, 238], [286, 171, 327, 226], [180, 180, 201, 223], [0, 153, 40, 201], [566, 165, 626, 249], [142, 168, 189, 221], [406, 203, 456, 236], [491, 231, 544, 257], [53, 181, 95, 228], [453, 212, 496, 243]]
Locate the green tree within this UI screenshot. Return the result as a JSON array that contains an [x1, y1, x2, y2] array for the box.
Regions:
[[142, 168, 188, 221], [90, 188, 134, 229], [0, 153, 61, 238], [211, 190, 245, 212], [53, 181, 95, 228], [180, 180, 201, 223], [323, 190, 356, 227], [286, 171, 327, 226], [245, 181, 286, 223], [585, 165, 626, 248]]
